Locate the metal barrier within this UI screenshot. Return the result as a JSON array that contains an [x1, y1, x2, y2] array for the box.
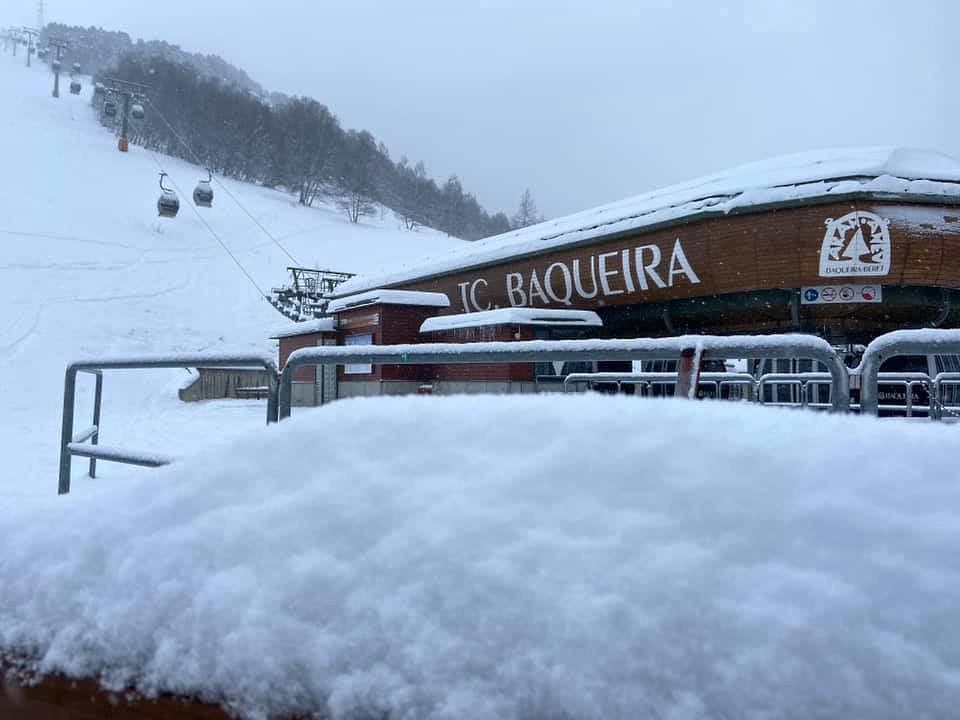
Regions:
[[70, 330, 960, 493], [757, 372, 833, 409], [278, 336, 851, 419], [933, 372, 960, 420], [867, 372, 933, 418], [563, 372, 757, 399], [564, 371, 841, 409], [858, 330, 960, 416], [59, 355, 279, 494]]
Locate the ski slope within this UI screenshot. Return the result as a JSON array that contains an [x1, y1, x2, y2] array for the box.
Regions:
[[0, 55, 464, 497]]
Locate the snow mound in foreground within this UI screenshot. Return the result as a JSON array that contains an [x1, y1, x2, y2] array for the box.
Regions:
[[2, 396, 960, 719]]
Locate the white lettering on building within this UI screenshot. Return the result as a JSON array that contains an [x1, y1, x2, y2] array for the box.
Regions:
[[635, 244, 666, 290], [469, 278, 492, 311], [598, 251, 624, 297], [506, 272, 526, 307], [572, 257, 598, 299], [668, 238, 701, 285], [467, 238, 700, 310], [544, 262, 574, 305]]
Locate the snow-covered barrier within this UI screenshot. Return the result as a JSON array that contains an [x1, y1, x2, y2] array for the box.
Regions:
[[4, 395, 960, 719], [277, 333, 850, 418]]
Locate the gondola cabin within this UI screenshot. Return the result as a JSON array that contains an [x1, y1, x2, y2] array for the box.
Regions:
[[157, 173, 180, 218], [157, 191, 180, 218], [102, 100, 117, 117], [193, 179, 213, 208], [69, 80, 81, 95], [131, 103, 145, 120]]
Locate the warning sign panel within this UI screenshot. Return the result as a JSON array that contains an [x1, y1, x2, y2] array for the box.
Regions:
[[801, 285, 882, 305]]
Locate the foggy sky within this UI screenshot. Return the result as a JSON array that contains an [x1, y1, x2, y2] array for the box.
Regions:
[[8, 1, 958, 220]]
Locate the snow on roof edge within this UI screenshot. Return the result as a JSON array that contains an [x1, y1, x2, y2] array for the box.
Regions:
[[333, 147, 960, 297], [270, 317, 336, 338], [420, 308, 603, 333], [327, 289, 450, 313]]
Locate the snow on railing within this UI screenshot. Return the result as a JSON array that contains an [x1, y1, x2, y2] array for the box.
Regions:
[[278, 334, 850, 419], [858, 329, 960, 415], [58, 354, 279, 495], [59, 329, 960, 494]]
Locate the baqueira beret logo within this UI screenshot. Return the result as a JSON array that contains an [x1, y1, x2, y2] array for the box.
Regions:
[[819, 211, 891, 277]]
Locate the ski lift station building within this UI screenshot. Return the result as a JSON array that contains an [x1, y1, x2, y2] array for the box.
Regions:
[[275, 147, 960, 404]]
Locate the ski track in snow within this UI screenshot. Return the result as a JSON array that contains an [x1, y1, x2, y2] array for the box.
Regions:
[[0, 305, 43, 359]]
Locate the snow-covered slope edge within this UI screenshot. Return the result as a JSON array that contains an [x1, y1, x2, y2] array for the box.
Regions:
[[1, 396, 958, 720]]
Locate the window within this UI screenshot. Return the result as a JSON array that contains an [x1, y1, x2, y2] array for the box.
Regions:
[[344, 333, 373, 374]]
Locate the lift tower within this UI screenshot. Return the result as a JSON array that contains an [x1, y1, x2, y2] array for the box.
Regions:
[[22, 27, 38, 67], [47, 37, 68, 98], [102, 78, 151, 152]]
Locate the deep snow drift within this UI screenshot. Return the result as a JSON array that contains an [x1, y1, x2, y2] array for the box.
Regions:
[[0, 55, 462, 496], [2, 395, 959, 719]]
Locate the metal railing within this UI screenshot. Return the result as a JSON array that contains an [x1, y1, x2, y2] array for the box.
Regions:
[[60, 329, 960, 494], [563, 372, 757, 399], [278, 335, 851, 418], [564, 371, 840, 409], [59, 355, 279, 494], [858, 330, 960, 416], [933, 372, 960, 420]]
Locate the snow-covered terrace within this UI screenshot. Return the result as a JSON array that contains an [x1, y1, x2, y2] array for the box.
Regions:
[[334, 146, 960, 296]]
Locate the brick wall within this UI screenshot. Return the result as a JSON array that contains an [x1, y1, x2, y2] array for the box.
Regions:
[[336, 304, 443, 383], [425, 325, 534, 382], [278, 331, 334, 382]]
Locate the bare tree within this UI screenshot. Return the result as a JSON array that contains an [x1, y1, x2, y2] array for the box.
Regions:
[[512, 188, 543, 228]]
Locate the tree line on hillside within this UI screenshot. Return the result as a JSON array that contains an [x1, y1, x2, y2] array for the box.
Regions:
[[96, 52, 545, 239], [40, 23, 547, 238], [40, 23, 262, 94]]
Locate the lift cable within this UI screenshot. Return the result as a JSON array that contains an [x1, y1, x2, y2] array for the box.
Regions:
[[143, 98, 302, 267], [147, 150, 269, 301]]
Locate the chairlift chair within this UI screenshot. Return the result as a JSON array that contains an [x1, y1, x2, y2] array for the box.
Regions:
[[69, 80, 81, 95], [157, 173, 180, 219], [193, 169, 214, 208]]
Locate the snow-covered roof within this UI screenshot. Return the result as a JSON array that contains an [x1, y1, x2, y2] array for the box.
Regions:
[[333, 147, 960, 296], [269, 317, 336, 339], [327, 289, 450, 313], [420, 308, 603, 333]]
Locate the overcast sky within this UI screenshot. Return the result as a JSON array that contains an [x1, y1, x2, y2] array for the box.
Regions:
[[7, 1, 957, 219]]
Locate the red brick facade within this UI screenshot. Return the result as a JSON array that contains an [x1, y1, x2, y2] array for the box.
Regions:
[[425, 325, 535, 381], [278, 331, 335, 382]]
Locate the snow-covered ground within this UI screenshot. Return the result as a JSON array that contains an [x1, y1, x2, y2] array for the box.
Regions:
[[0, 55, 462, 498], [4, 396, 960, 719]]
